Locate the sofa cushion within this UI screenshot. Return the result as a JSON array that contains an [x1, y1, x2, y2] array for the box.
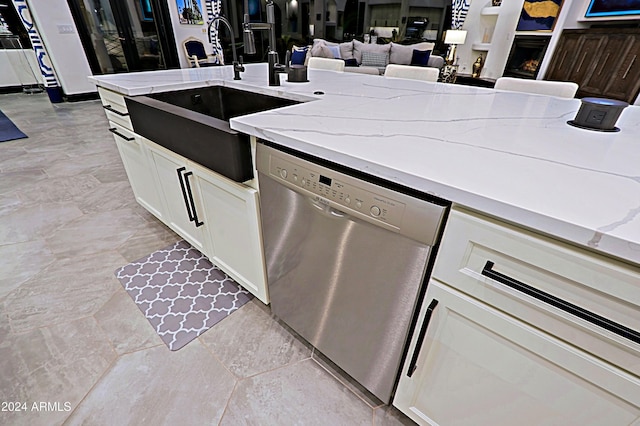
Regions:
[[339, 41, 354, 60], [389, 42, 434, 65], [411, 49, 431, 67], [310, 43, 337, 59], [343, 58, 359, 67], [344, 66, 380, 75], [361, 51, 388, 68], [310, 39, 353, 60], [292, 44, 311, 66], [291, 46, 308, 65], [327, 45, 341, 59], [352, 40, 390, 64], [427, 55, 445, 69]]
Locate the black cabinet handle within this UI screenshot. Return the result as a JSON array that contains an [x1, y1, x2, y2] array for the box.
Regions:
[[177, 167, 196, 223], [108, 127, 134, 141], [176, 167, 204, 228], [481, 261, 640, 345], [103, 104, 129, 116], [407, 298, 439, 377], [182, 170, 204, 227]]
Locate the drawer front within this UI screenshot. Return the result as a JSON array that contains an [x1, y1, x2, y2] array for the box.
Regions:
[[98, 87, 132, 130], [433, 207, 640, 376], [107, 121, 136, 144], [394, 280, 640, 425]]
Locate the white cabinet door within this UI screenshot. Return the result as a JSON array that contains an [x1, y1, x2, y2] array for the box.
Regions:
[[147, 143, 207, 253], [111, 123, 165, 220], [394, 280, 640, 426], [194, 165, 269, 304]]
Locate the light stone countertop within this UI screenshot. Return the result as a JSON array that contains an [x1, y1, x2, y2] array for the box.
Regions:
[[89, 63, 640, 266]]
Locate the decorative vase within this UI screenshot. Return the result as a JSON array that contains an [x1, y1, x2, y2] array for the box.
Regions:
[[472, 55, 484, 78]]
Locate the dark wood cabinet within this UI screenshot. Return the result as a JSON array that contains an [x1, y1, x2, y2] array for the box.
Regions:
[[605, 36, 640, 102], [545, 28, 640, 103]]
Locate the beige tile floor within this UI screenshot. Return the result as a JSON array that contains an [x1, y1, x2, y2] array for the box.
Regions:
[[0, 92, 415, 426]]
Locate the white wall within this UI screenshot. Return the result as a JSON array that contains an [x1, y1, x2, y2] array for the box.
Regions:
[[27, 0, 95, 95], [456, 0, 526, 79]]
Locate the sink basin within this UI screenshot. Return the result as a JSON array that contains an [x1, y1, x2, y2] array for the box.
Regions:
[[124, 86, 299, 182]]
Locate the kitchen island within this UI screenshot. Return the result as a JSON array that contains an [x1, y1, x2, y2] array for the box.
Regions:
[[90, 64, 639, 425], [91, 63, 640, 266]]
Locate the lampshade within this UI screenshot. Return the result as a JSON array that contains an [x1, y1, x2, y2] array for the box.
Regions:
[[444, 30, 467, 45]]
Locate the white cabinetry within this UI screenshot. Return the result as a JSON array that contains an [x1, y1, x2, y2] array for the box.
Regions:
[[194, 164, 268, 303], [394, 208, 640, 425], [456, 0, 524, 79], [111, 124, 165, 220], [145, 144, 269, 303], [97, 86, 269, 303], [100, 87, 165, 220], [146, 143, 208, 254]]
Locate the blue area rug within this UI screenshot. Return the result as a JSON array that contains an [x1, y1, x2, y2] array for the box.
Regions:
[[0, 109, 27, 142]]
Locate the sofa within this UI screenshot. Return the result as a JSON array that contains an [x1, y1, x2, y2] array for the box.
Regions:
[[292, 38, 445, 76]]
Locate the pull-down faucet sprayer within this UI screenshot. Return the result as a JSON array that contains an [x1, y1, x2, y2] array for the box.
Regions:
[[207, 16, 245, 80], [242, 0, 288, 86]]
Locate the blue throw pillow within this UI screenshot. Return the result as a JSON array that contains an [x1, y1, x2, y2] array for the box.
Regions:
[[291, 48, 308, 65], [410, 49, 431, 67], [344, 58, 359, 67]]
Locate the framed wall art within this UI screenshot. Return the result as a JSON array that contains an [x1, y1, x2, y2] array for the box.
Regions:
[[516, 0, 563, 31], [585, 0, 640, 17], [177, 0, 204, 25]]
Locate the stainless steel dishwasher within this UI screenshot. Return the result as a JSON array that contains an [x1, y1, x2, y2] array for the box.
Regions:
[[256, 142, 449, 403]]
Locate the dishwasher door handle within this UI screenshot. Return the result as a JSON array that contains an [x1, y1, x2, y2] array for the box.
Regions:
[[407, 298, 439, 377]]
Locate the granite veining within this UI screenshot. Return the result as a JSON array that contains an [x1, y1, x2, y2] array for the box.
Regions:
[[90, 64, 640, 265]]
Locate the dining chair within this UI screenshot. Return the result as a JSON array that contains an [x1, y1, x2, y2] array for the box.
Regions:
[[307, 57, 345, 72], [494, 77, 579, 98], [384, 64, 440, 82], [183, 37, 219, 68]]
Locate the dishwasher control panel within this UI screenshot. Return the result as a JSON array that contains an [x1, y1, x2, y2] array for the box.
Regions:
[[256, 143, 449, 246], [268, 154, 406, 228]]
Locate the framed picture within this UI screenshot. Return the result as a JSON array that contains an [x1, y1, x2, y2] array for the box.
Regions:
[[177, 0, 204, 25], [585, 0, 640, 17], [516, 0, 563, 31]]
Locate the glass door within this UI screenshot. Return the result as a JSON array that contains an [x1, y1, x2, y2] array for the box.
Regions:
[[68, 0, 179, 74]]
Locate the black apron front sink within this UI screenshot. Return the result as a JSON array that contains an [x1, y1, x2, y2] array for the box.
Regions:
[[125, 86, 299, 182]]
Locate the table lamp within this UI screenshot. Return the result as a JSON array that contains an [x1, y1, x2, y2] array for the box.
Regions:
[[444, 30, 467, 65]]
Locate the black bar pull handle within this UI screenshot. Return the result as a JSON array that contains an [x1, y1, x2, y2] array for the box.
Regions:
[[481, 261, 640, 345], [103, 104, 130, 116], [108, 127, 134, 141], [183, 171, 204, 227], [407, 298, 439, 377], [177, 167, 196, 223]]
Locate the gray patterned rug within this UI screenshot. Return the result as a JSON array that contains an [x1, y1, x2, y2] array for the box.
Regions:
[[115, 240, 253, 351]]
